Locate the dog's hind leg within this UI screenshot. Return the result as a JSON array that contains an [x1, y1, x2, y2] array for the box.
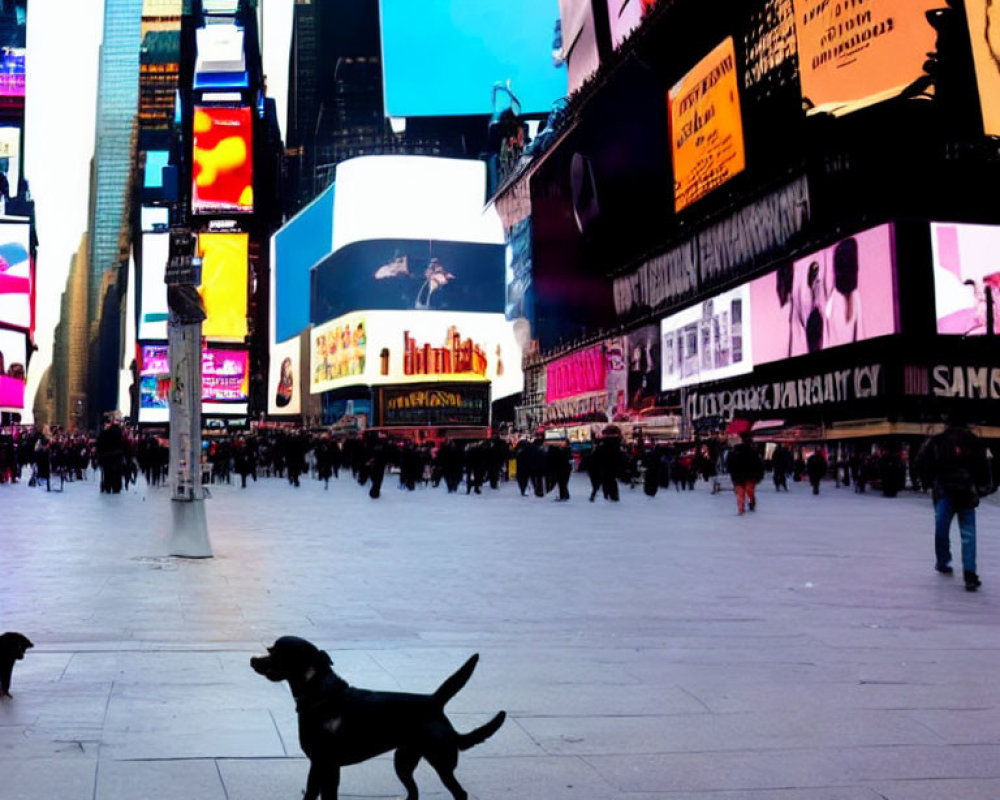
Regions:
[[425, 749, 467, 800], [303, 763, 339, 800], [393, 747, 421, 800]]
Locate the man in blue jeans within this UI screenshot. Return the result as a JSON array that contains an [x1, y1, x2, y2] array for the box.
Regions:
[[917, 413, 993, 592]]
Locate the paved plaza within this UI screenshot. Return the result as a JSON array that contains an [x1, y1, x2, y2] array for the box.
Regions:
[[1, 469, 999, 799]]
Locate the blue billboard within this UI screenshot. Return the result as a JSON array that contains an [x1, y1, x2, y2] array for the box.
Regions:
[[379, 0, 566, 117], [311, 238, 505, 325], [274, 183, 335, 342]]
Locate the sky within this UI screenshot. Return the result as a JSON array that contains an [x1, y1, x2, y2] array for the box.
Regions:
[[22, 0, 292, 422]]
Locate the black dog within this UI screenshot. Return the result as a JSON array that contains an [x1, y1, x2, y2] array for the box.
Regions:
[[251, 636, 505, 800], [0, 632, 33, 698]]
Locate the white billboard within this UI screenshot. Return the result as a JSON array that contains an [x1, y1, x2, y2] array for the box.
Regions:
[[660, 284, 753, 391], [331, 156, 504, 253], [139, 232, 170, 341], [268, 336, 301, 416], [311, 310, 523, 399], [0, 126, 21, 199]]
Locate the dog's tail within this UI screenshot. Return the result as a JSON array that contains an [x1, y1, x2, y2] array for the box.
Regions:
[[433, 654, 479, 706], [457, 711, 506, 751]]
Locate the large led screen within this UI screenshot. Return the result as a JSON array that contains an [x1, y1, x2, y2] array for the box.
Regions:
[[793, 0, 939, 116], [505, 218, 533, 321], [668, 37, 746, 213], [311, 310, 523, 399], [143, 150, 170, 189], [607, 0, 644, 50], [312, 239, 504, 325], [661, 285, 752, 391], [194, 24, 248, 89], [0, 222, 31, 330], [0, 1, 25, 99], [268, 337, 301, 416], [139, 344, 249, 423], [192, 106, 253, 214], [197, 232, 248, 342], [932, 223, 1000, 336], [139, 232, 169, 340], [750, 224, 899, 362], [0, 127, 20, 199], [332, 156, 503, 253], [379, 0, 566, 117], [0, 327, 25, 409], [966, 1, 1000, 137], [274, 182, 334, 342], [559, 0, 601, 95]]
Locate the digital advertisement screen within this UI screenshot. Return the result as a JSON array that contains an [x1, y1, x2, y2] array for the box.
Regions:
[[966, 1, 1000, 137], [274, 182, 334, 343], [311, 310, 523, 399], [197, 232, 248, 342], [0, 47, 24, 97], [332, 156, 503, 254], [668, 37, 746, 213], [626, 324, 661, 410], [607, 0, 644, 50], [140, 206, 169, 232], [194, 24, 248, 89], [559, 0, 601, 95], [932, 223, 1000, 336], [139, 344, 249, 422], [139, 232, 169, 340], [750, 224, 899, 363], [379, 0, 566, 117], [505, 218, 534, 322], [192, 106, 253, 214], [661, 284, 752, 391], [143, 150, 170, 189], [0, 327, 25, 409], [0, 126, 20, 199], [312, 238, 505, 325], [0, 2, 26, 100], [546, 343, 606, 403], [268, 337, 301, 416], [793, 0, 939, 116], [380, 384, 491, 428], [0, 222, 31, 330]]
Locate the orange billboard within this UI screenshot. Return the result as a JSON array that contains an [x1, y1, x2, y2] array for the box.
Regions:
[[965, 1, 1000, 137], [793, 0, 939, 115], [668, 37, 746, 213], [197, 232, 248, 341]]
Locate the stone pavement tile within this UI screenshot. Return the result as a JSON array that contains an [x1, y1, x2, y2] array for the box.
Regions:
[[101, 705, 283, 760], [94, 758, 226, 800], [867, 778, 1000, 799], [60, 650, 228, 683], [1, 758, 97, 800], [0, 725, 101, 758], [907, 708, 1000, 744], [517, 708, 942, 757]]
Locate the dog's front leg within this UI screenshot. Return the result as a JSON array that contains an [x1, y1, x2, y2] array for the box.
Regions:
[[303, 762, 340, 800]]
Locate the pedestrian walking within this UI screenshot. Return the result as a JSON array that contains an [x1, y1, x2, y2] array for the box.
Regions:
[[727, 432, 764, 515], [806, 449, 827, 495], [916, 413, 994, 591]]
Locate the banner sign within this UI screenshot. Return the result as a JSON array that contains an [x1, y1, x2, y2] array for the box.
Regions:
[[380, 384, 490, 427], [669, 37, 747, 212], [546, 344, 606, 403], [613, 239, 699, 319], [931, 365, 1000, 400], [685, 363, 882, 421]]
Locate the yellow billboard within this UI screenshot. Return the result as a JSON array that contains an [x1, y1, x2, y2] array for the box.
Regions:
[[197, 232, 248, 341], [668, 37, 746, 213], [965, 1, 1000, 137], [793, 0, 939, 116]]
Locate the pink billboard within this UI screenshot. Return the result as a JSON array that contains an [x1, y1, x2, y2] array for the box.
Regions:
[[547, 344, 605, 403], [931, 223, 1000, 336], [0, 327, 26, 408], [750, 225, 898, 365], [140, 344, 249, 404]]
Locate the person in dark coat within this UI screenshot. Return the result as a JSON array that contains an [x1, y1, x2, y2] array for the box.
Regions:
[[593, 433, 622, 502], [364, 432, 390, 499], [806, 449, 827, 495], [771, 443, 792, 491], [525, 437, 547, 498], [513, 439, 531, 496], [916, 413, 993, 591], [727, 432, 765, 514], [641, 444, 661, 497], [96, 419, 125, 494], [545, 442, 572, 501]]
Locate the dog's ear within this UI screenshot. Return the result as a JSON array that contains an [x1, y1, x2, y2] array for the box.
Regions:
[[316, 650, 333, 667]]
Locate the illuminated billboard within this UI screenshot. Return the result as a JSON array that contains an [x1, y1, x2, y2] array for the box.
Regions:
[[379, 0, 566, 116], [607, 0, 644, 50], [192, 106, 253, 214], [139, 232, 169, 340], [932, 223, 1000, 336], [311, 310, 522, 399], [312, 238, 504, 324], [793, 0, 938, 116], [661, 285, 752, 391], [140, 206, 169, 232], [0, 127, 20, 199], [139, 344, 249, 422], [559, 0, 601, 94], [194, 24, 248, 89], [668, 37, 746, 213], [750, 224, 899, 362], [143, 150, 170, 189], [0, 2, 26, 100], [268, 337, 301, 416], [0, 327, 25, 409], [274, 183, 335, 342], [966, 1, 1000, 137], [332, 156, 503, 253], [0, 222, 31, 330], [197, 232, 248, 341]]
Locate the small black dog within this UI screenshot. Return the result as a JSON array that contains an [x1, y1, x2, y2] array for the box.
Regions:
[[251, 636, 505, 800], [0, 632, 33, 698]]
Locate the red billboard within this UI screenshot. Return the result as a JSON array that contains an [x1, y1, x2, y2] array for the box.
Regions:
[[192, 106, 253, 214]]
